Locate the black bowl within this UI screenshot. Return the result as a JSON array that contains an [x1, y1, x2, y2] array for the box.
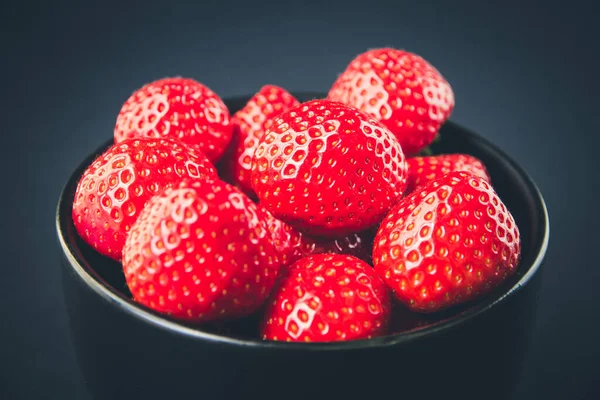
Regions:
[[57, 92, 549, 400]]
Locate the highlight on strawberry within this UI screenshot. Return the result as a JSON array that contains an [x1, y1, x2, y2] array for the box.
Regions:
[[328, 48, 454, 155], [262, 254, 391, 342], [228, 85, 300, 197], [114, 77, 233, 162], [373, 171, 520, 313], [406, 153, 490, 194], [251, 99, 408, 238], [72, 138, 217, 261], [122, 178, 281, 322]]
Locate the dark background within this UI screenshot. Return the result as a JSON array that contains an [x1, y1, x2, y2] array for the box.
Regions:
[[1, 0, 596, 399]]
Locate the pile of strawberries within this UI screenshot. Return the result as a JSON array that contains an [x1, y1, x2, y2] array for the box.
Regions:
[[72, 48, 521, 342]]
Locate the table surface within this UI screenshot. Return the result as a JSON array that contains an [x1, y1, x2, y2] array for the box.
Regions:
[[2, 1, 597, 399]]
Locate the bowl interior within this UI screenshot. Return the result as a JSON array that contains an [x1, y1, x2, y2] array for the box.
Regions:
[[57, 92, 549, 348]]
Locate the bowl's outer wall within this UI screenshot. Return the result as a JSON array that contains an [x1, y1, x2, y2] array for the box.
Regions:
[[60, 93, 548, 400], [62, 259, 542, 400]]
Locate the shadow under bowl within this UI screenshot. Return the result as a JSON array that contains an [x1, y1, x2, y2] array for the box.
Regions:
[[57, 92, 549, 400]]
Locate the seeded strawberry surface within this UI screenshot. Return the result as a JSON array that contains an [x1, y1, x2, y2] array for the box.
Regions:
[[262, 254, 391, 342], [122, 179, 281, 322], [114, 77, 232, 162], [251, 99, 408, 237], [328, 48, 454, 155], [72, 138, 217, 260], [406, 154, 490, 194], [229, 85, 299, 196], [373, 171, 521, 313]]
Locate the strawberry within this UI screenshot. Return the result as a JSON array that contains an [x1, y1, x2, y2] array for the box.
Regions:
[[261, 208, 371, 267], [372, 171, 521, 313], [407, 154, 490, 194], [262, 254, 391, 342], [122, 178, 281, 322], [229, 85, 299, 196], [72, 138, 217, 261], [327, 48, 454, 155], [114, 77, 232, 162], [251, 99, 408, 237]]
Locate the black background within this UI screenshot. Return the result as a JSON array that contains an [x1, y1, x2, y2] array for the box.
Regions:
[[1, 0, 596, 399]]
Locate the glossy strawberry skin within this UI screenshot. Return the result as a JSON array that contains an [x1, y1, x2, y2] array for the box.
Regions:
[[373, 171, 521, 313], [407, 154, 490, 194], [114, 77, 233, 162], [328, 48, 454, 155], [122, 179, 281, 322], [251, 99, 408, 237], [261, 208, 371, 267], [72, 138, 217, 261], [262, 254, 391, 342], [229, 85, 299, 196]]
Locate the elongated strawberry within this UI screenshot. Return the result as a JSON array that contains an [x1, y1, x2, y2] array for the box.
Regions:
[[262, 254, 391, 342], [114, 77, 232, 162], [251, 99, 408, 237], [229, 85, 299, 196], [407, 154, 490, 194], [328, 48, 454, 155], [72, 138, 217, 260], [261, 208, 371, 267], [122, 178, 281, 322], [373, 171, 521, 313]]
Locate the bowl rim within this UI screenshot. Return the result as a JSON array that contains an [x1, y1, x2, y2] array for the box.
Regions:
[[56, 92, 549, 351]]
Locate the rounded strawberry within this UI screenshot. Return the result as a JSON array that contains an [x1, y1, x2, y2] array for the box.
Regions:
[[72, 138, 217, 261], [114, 77, 233, 162], [328, 48, 454, 155], [262, 254, 391, 342], [407, 154, 490, 194], [373, 171, 521, 313], [261, 208, 371, 267], [251, 99, 408, 237], [122, 178, 281, 322], [229, 85, 299, 196]]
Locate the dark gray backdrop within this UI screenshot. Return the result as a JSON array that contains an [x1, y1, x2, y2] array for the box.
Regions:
[[1, 1, 596, 399]]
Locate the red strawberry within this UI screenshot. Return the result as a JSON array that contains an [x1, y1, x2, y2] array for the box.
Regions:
[[328, 48, 454, 155], [261, 208, 371, 267], [72, 138, 217, 261], [407, 154, 490, 194], [262, 254, 391, 342], [229, 85, 299, 196], [251, 99, 408, 237], [373, 171, 521, 313], [114, 77, 233, 162], [122, 178, 281, 322]]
